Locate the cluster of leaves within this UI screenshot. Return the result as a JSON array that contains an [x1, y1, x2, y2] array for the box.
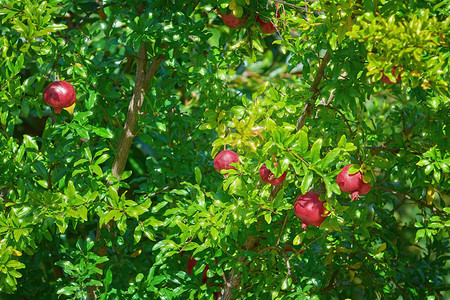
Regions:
[[348, 9, 450, 90], [0, 0, 448, 299]]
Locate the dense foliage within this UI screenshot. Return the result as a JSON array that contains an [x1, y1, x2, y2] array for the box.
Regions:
[[0, 0, 449, 299]]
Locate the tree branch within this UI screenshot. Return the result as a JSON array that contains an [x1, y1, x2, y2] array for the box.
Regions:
[[111, 44, 163, 179], [296, 51, 331, 130], [374, 186, 449, 218]]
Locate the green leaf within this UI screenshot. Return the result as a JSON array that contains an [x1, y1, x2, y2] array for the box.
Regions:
[[134, 226, 142, 244], [299, 131, 308, 155], [108, 186, 119, 206], [348, 165, 360, 175], [23, 135, 38, 150], [103, 210, 121, 225], [424, 164, 434, 175], [321, 148, 340, 168], [90, 165, 103, 177], [293, 232, 305, 245], [104, 269, 112, 291], [126, 205, 148, 220], [264, 213, 272, 224], [195, 166, 202, 185], [78, 206, 88, 221], [301, 171, 313, 194], [415, 229, 426, 242], [93, 127, 114, 138], [95, 154, 110, 165], [323, 177, 334, 198], [311, 139, 323, 163], [66, 181, 76, 200], [416, 159, 430, 166], [210, 227, 219, 240]]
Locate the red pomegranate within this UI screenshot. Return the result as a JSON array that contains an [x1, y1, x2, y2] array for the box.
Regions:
[[336, 164, 371, 200], [43, 81, 76, 114], [294, 192, 327, 229], [255, 4, 281, 34], [214, 150, 240, 173], [217, 9, 249, 29], [259, 163, 287, 185], [380, 66, 401, 85]]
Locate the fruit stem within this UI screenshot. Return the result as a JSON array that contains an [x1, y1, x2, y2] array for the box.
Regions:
[[350, 191, 360, 201]]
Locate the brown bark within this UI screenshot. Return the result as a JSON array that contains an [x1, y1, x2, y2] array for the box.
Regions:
[[296, 51, 331, 130], [111, 45, 163, 179]]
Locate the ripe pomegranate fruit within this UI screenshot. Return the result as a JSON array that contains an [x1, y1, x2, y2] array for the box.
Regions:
[[214, 150, 240, 173], [255, 4, 281, 34], [43, 81, 76, 114], [380, 66, 401, 85], [217, 9, 249, 29], [294, 192, 327, 229], [259, 163, 286, 185], [336, 164, 371, 200]]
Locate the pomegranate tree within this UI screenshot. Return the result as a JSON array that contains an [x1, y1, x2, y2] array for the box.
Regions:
[[43, 81, 76, 114], [380, 66, 401, 85], [336, 164, 371, 200], [259, 163, 286, 185], [214, 150, 240, 173], [294, 192, 328, 229]]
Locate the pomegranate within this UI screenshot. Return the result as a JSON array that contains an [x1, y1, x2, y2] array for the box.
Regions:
[[43, 81, 76, 114], [294, 192, 327, 229], [217, 9, 249, 29], [336, 164, 371, 200], [380, 66, 401, 85], [255, 4, 281, 34], [259, 163, 286, 185], [214, 150, 240, 173]]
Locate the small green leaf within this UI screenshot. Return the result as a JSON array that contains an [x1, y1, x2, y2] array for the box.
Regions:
[[210, 227, 219, 240], [299, 131, 308, 155], [311, 139, 323, 163], [348, 165, 360, 175], [264, 213, 272, 224], [293, 232, 305, 245], [195, 166, 202, 185], [134, 226, 142, 244], [416, 159, 430, 166], [301, 171, 313, 194]]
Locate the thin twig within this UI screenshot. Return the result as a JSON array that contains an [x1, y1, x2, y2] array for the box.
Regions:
[[375, 186, 449, 218], [296, 51, 331, 130], [276, 210, 291, 246], [272, 0, 307, 11]]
